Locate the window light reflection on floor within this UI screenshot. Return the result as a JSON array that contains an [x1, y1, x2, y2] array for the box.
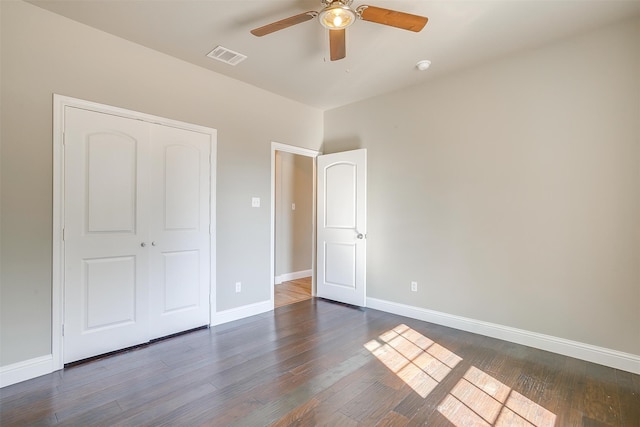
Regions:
[[438, 366, 556, 427], [363, 324, 462, 398], [365, 325, 557, 426]]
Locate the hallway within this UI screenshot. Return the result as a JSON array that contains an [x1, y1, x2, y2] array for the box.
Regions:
[[275, 277, 312, 308]]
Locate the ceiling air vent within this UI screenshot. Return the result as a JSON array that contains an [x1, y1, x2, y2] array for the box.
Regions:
[[206, 46, 247, 66]]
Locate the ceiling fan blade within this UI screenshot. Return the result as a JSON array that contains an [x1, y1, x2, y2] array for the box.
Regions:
[[358, 5, 428, 32], [329, 29, 346, 61], [250, 11, 317, 37]]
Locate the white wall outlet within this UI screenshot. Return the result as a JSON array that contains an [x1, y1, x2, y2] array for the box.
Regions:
[[291, 203, 296, 211], [235, 282, 241, 293], [251, 197, 260, 208], [411, 281, 418, 292]]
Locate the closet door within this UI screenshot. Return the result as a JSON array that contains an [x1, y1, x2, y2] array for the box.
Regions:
[[148, 124, 211, 338], [63, 107, 151, 363], [63, 107, 213, 364]]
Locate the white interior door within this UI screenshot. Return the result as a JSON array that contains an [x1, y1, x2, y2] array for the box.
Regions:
[[63, 107, 212, 363], [64, 107, 151, 363], [148, 124, 211, 339], [316, 149, 367, 306]]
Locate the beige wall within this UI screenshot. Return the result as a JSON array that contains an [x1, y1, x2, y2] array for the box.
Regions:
[[275, 152, 313, 277], [1, 0, 638, 371], [0, 0, 323, 366], [324, 18, 640, 355]]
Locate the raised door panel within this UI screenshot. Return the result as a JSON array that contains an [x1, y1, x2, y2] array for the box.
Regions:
[[324, 242, 356, 289], [324, 163, 356, 229], [86, 134, 137, 233], [162, 250, 200, 312], [164, 145, 200, 231], [83, 256, 136, 330]]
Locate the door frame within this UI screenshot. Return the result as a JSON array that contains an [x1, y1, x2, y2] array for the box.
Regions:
[[270, 142, 321, 306], [52, 94, 217, 370]]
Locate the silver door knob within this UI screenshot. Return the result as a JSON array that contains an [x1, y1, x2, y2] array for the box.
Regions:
[[140, 242, 147, 247], [151, 241, 156, 246], [357, 233, 364, 239]]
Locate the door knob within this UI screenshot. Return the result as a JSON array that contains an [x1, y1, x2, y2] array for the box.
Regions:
[[151, 241, 156, 246], [140, 242, 147, 247], [356, 233, 365, 239]]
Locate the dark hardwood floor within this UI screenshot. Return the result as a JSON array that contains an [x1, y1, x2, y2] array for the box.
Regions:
[[1, 298, 638, 426]]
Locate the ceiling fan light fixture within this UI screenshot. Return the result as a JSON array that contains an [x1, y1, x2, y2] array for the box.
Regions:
[[319, 2, 357, 30]]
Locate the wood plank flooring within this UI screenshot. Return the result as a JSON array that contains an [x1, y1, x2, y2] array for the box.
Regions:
[[1, 298, 638, 426], [275, 277, 312, 308]]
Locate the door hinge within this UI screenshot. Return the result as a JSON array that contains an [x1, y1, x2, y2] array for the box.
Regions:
[[62, 324, 64, 336], [62, 228, 65, 241]]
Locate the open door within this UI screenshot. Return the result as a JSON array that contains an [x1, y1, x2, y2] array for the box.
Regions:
[[316, 149, 367, 306]]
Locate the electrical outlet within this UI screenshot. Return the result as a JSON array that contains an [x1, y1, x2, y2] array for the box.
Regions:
[[235, 282, 241, 293], [251, 197, 260, 208], [411, 281, 418, 292]]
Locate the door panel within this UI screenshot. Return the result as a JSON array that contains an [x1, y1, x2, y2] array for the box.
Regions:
[[64, 107, 150, 363], [324, 242, 356, 287], [83, 256, 136, 329], [148, 124, 211, 338], [317, 149, 367, 306], [325, 163, 356, 228], [164, 144, 201, 231], [162, 250, 200, 312], [86, 134, 137, 233]]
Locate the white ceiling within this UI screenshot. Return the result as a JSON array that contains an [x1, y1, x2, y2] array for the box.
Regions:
[[28, 0, 640, 110]]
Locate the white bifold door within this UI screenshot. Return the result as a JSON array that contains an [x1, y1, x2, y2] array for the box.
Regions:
[[316, 149, 367, 306], [63, 107, 211, 363]]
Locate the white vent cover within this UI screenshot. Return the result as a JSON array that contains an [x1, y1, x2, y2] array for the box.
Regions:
[[206, 46, 247, 66]]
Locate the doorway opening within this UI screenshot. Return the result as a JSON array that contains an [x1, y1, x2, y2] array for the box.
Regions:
[[270, 143, 320, 309], [275, 277, 312, 308]]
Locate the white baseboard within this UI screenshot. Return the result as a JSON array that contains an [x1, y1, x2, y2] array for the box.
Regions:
[[6, 298, 636, 388], [211, 300, 273, 326], [275, 269, 312, 285], [366, 297, 640, 375], [0, 355, 55, 388]]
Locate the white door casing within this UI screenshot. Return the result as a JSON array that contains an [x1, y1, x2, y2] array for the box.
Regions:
[[62, 105, 213, 364], [269, 142, 320, 307], [316, 149, 367, 306]]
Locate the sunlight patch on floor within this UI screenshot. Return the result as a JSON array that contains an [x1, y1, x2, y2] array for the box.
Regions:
[[438, 366, 556, 427], [364, 324, 462, 398], [365, 325, 556, 426]]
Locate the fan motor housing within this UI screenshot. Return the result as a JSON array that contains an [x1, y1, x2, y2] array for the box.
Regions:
[[318, 2, 358, 29]]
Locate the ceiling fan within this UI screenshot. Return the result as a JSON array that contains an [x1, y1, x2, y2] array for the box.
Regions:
[[250, 0, 428, 61]]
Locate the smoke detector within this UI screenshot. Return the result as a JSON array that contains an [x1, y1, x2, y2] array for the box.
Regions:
[[416, 60, 431, 71]]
